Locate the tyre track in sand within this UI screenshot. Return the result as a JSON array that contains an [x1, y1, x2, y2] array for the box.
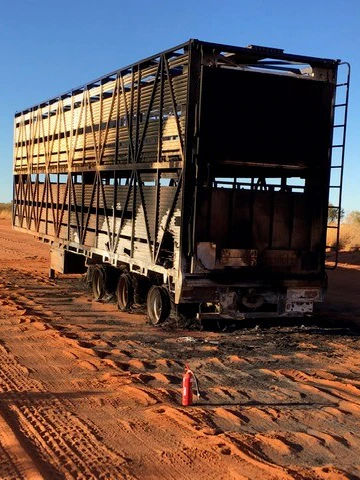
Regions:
[[0, 340, 131, 479], [0, 408, 42, 480], [0, 270, 219, 479]]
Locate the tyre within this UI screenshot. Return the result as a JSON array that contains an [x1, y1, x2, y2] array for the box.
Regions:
[[116, 273, 134, 311], [147, 286, 171, 325], [92, 267, 105, 301]]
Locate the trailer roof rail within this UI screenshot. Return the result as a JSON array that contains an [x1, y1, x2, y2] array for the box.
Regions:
[[246, 44, 285, 54]]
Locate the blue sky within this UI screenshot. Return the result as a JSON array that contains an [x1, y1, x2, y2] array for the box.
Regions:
[[1, 0, 359, 213]]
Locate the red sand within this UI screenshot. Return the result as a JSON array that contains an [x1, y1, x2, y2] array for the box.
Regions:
[[0, 218, 360, 479]]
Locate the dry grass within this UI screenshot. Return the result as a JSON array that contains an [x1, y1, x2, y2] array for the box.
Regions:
[[0, 203, 12, 220], [327, 221, 360, 251]]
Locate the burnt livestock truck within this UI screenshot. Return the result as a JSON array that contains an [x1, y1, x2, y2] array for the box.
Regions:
[[13, 39, 349, 324]]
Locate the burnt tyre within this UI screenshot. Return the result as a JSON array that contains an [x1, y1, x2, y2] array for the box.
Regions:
[[147, 286, 171, 325], [92, 266, 106, 301], [116, 273, 134, 311]]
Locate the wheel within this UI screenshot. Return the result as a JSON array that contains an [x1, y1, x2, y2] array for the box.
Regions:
[[147, 286, 171, 325], [116, 273, 134, 311], [92, 267, 105, 301]]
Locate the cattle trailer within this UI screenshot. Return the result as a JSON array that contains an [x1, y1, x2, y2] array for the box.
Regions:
[[12, 39, 350, 323]]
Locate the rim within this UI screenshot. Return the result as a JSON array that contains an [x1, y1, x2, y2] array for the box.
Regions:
[[93, 270, 103, 299], [117, 274, 133, 310], [152, 290, 162, 322], [118, 276, 129, 309]]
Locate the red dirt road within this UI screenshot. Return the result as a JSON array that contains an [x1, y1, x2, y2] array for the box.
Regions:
[[1, 218, 360, 479]]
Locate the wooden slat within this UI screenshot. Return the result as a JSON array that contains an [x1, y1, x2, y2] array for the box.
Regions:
[[14, 59, 188, 173]]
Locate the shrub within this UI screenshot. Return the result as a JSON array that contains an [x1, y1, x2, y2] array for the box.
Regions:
[[327, 221, 360, 251], [0, 203, 12, 220], [345, 210, 360, 225]]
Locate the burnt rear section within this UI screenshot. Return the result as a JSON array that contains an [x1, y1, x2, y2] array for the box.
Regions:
[[200, 67, 334, 168], [194, 66, 335, 277], [181, 41, 345, 319]]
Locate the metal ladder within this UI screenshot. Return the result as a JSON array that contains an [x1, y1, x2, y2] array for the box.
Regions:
[[326, 62, 351, 269]]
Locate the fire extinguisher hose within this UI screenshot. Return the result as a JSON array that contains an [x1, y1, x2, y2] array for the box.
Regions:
[[192, 371, 201, 399], [194, 375, 200, 399]]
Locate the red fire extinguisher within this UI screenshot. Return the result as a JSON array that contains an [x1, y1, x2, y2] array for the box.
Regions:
[[182, 364, 200, 406]]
